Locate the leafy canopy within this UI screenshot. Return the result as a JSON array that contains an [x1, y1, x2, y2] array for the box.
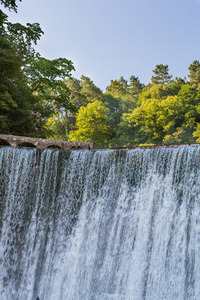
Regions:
[[68, 101, 111, 147], [0, 0, 75, 137]]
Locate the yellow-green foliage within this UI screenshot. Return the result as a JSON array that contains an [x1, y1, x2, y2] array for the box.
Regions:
[[139, 143, 155, 146], [46, 114, 68, 140], [124, 84, 200, 144], [68, 101, 112, 147]]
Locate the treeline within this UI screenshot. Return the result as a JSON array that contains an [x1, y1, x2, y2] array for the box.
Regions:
[[47, 63, 200, 147], [1, 1, 200, 147]]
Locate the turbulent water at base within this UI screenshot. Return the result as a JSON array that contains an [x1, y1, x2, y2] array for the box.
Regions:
[[0, 146, 200, 300]]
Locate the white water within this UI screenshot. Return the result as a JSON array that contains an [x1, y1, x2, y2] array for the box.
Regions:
[[0, 146, 200, 300]]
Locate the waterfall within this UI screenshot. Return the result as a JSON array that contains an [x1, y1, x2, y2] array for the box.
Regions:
[[0, 146, 200, 300]]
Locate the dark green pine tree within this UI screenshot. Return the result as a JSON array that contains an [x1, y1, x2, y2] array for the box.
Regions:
[[128, 75, 144, 95], [188, 60, 200, 89], [151, 64, 172, 85]]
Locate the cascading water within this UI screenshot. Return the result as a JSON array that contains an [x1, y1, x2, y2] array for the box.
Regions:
[[0, 145, 200, 300]]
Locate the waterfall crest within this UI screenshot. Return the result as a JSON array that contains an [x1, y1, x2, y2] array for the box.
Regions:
[[0, 146, 200, 300]]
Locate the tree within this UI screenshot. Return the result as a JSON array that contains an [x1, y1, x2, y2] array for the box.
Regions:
[[0, 11, 47, 136], [116, 113, 139, 147], [65, 77, 86, 109], [139, 84, 176, 104], [106, 76, 127, 97], [102, 94, 122, 130], [188, 60, 200, 89], [126, 98, 165, 143], [128, 75, 144, 96], [151, 64, 172, 85], [45, 113, 75, 141], [124, 83, 200, 145], [24, 56, 75, 111], [68, 101, 111, 147], [193, 123, 200, 142], [163, 126, 194, 144], [122, 76, 144, 112], [0, 0, 21, 12], [80, 75, 103, 104], [0, 1, 75, 137]]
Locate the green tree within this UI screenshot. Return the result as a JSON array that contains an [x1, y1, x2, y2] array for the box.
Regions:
[[80, 75, 103, 104], [151, 64, 172, 85], [139, 84, 176, 104], [125, 84, 200, 145], [188, 60, 200, 89], [106, 76, 142, 112], [105, 75, 144, 146], [65, 77, 86, 108], [193, 123, 200, 142], [163, 126, 194, 144], [0, 1, 75, 137], [24, 56, 75, 111], [0, 10, 47, 136], [45, 112, 76, 141], [0, 0, 21, 12], [102, 94, 122, 131], [106, 76, 127, 97], [128, 75, 144, 96], [68, 101, 111, 147], [122, 76, 144, 112], [126, 98, 165, 143], [116, 113, 140, 146]]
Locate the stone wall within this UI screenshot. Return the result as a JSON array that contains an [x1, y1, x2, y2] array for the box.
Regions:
[[0, 134, 93, 150]]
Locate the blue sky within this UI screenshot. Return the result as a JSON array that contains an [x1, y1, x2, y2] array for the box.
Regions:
[[5, 0, 200, 90]]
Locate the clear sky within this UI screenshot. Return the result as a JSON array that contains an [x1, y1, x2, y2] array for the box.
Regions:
[[5, 0, 200, 90]]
